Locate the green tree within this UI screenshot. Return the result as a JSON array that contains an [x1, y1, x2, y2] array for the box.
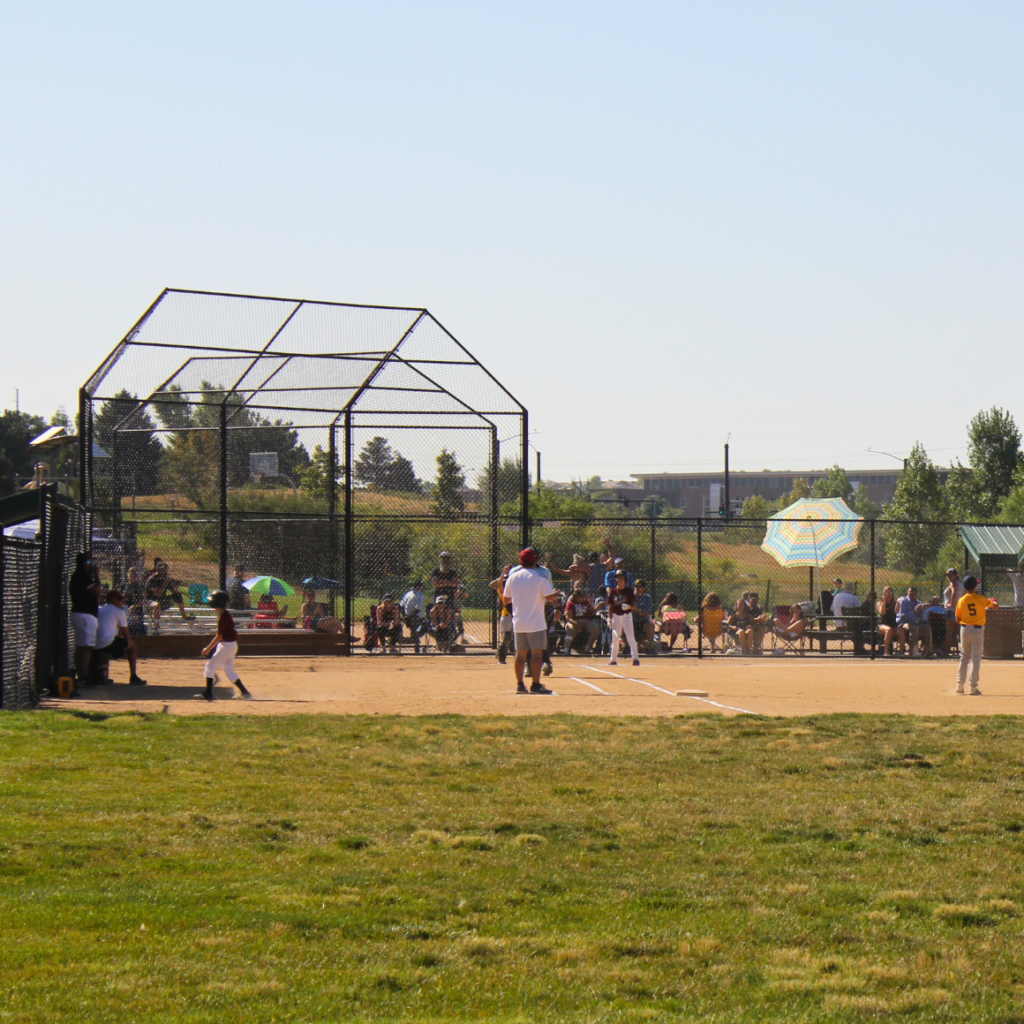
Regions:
[[354, 436, 396, 491], [154, 382, 309, 501], [944, 461, 980, 522], [740, 494, 773, 520], [476, 456, 524, 506], [848, 486, 881, 520], [431, 449, 465, 518], [353, 436, 421, 493], [884, 442, 951, 573], [811, 465, 853, 503], [778, 478, 811, 508], [93, 390, 163, 495], [300, 444, 337, 502], [0, 409, 47, 496], [965, 406, 1022, 518]]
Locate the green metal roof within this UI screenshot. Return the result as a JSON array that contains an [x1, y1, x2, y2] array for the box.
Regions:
[[960, 525, 1024, 564]]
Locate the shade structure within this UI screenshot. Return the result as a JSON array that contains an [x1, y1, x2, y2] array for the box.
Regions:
[[242, 576, 296, 597], [761, 498, 862, 568]]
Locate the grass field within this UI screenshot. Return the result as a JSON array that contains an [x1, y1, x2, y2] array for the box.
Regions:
[[4, 710, 1024, 1021]]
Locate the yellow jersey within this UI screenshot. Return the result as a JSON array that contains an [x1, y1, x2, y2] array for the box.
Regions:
[[956, 593, 997, 627]]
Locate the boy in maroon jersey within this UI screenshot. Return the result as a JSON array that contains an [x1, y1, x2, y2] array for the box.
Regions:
[[196, 590, 253, 702], [608, 570, 641, 666]]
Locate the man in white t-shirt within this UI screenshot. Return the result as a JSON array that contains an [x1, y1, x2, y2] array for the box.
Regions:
[[502, 548, 557, 694], [93, 591, 146, 685], [830, 579, 862, 628], [999, 560, 1024, 608]]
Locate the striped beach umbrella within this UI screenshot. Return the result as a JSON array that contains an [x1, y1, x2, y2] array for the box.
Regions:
[[761, 497, 862, 568]]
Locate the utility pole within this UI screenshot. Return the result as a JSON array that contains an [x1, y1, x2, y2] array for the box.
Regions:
[[536, 450, 541, 492], [724, 442, 730, 520]]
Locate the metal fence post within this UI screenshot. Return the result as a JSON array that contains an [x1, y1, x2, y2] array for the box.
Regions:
[[696, 517, 703, 659], [650, 519, 657, 610], [520, 411, 530, 551], [490, 426, 499, 649], [343, 411, 353, 656], [328, 424, 338, 618], [869, 518, 877, 660], [218, 403, 228, 590]]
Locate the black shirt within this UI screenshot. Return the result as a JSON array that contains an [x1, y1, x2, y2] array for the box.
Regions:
[[69, 567, 99, 617], [431, 567, 460, 601]]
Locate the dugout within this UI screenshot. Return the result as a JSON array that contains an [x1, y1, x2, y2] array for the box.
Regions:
[[79, 289, 529, 652], [0, 485, 85, 706], [960, 524, 1024, 586]]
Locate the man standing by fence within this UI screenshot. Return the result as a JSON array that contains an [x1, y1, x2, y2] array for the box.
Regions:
[[502, 548, 556, 695]]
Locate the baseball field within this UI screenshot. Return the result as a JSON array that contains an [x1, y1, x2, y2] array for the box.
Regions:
[[3, 654, 1024, 1022]]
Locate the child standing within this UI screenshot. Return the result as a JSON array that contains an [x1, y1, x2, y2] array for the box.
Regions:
[[955, 575, 998, 695], [196, 590, 253, 701], [608, 569, 641, 667]]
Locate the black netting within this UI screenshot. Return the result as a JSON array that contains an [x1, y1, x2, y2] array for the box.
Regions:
[[1, 538, 40, 709]]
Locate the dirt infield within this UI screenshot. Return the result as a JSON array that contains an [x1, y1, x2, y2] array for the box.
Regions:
[[44, 652, 1024, 717]]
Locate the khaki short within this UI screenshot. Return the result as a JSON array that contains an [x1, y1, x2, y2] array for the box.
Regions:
[[514, 630, 547, 652]]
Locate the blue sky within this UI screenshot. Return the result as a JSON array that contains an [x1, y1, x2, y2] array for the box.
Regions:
[[3, 1, 1023, 480]]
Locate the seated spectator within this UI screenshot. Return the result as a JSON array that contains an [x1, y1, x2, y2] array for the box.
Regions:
[[301, 590, 344, 633], [846, 589, 875, 656], [925, 595, 948, 655], [92, 590, 146, 685], [896, 586, 932, 657], [69, 552, 102, 684], [145, 557, 193, 629], [375, 594, 403, 654], [227, 565, 251, 611], [401, 580, 429, 653], [564, 585, 599, 654], [430, 596, 456, 653], [830, 579, 862, 628], [632, 579, 656, 650], [655, 593, 691, 651], [123, 565, 147, 636], [698, 592, 726, 652], [876, 586, 902, 656], [546, 592, 567, 654], [744, 591, 769, 653], [774, 602, 808, 642], [727, 597, 754, 656]]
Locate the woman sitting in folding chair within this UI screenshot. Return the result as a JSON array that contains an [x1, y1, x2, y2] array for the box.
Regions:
[[773, 602, 809, 648], [698, 592, 727, 652]]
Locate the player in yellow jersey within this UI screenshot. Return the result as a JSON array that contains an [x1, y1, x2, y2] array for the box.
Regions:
[[955, 575, 998, 695]]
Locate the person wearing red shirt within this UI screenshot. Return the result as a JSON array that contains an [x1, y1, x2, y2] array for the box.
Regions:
[[564, 586, 599, 654], [608, 570, 641, 666], [196, 590, 253, 702]]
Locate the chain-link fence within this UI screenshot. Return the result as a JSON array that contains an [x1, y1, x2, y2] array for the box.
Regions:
[[80, 291, 1024, 658], [0, 486, 85, 705]]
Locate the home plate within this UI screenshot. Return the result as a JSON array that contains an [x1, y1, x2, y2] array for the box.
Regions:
[[676, 689, 709, 697]]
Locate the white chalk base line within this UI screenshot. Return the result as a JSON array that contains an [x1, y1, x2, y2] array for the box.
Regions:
[[586, 665, 761, 716]]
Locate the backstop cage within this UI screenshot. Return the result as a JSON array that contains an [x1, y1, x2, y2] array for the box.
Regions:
[[79, 289, 529, 649]]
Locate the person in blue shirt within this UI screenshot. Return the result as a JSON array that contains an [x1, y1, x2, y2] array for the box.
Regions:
[[895, 586, 933, 657], [632, 579, 656, 648], [604, 557, 635, 590]]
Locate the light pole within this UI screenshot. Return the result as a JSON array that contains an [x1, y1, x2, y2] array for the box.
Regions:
[[866, 447, 908, 471]]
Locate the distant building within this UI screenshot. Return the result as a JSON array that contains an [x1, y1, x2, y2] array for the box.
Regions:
[[631, 468, 950, 513]]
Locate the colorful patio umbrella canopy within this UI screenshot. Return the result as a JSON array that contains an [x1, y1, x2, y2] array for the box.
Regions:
[[761, 497, 862, 568], [242, 575, 296, 597]]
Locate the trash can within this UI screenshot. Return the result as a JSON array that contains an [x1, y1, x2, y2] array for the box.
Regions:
[[984, 607, 1023, 659]]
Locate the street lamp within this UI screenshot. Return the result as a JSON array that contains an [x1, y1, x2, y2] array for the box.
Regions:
[[866, 448, 908, 471]]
